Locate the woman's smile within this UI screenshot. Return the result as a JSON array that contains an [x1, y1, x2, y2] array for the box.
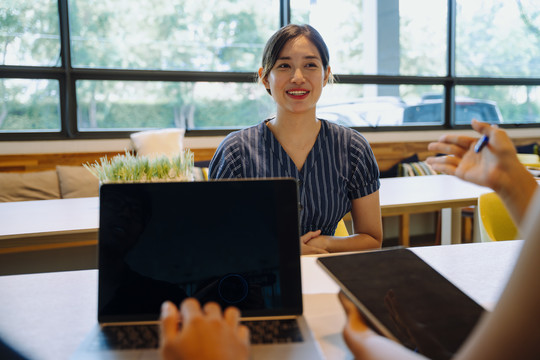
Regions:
[[286, 88, 310, 99]]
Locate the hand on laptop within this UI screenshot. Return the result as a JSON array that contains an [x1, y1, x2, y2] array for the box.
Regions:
[[160, 299, 250, 360]]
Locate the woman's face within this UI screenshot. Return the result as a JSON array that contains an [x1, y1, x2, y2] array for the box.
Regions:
[[260, 35, 330, 117]]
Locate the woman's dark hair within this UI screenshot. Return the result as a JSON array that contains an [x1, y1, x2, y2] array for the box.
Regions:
[[260, 24, 331, 94]]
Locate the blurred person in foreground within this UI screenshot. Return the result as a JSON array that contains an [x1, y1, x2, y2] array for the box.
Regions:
[[339, 119, 540, 360]]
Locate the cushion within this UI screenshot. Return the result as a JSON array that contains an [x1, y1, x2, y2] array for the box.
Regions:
[[192, 167, 209, 181], [56, 166, 100, 199], [130, 128, 185, 159], [399, 161, 438, 176], [515, 142, 538, 155], [380, 154, 419, 178], [0, 170, 61, 202], [194, 160, 211, 168]]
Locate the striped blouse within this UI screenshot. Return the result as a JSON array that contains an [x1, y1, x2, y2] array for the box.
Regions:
[[209, 119, 380, 235]]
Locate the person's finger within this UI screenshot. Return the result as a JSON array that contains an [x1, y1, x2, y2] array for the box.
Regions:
[[426, 155, 461, 175], [237, 324, 251, 345], [180, 297, 203, 324], [426, 154, 460, 166], [224, 306, 241, 327], [428, 140, 472, 157], [471, 119, 493, 134], [301, 243, 329, 254], [160, 301, 180, 344], [301, 230, 322, 244], [202, 302, 222, 320], [338, 292, 370, 333], [438, 133, 477, 148], [428, 163, 457, 176]]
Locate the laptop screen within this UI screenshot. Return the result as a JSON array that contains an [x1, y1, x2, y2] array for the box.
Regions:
[[98, 179, 302, 322]]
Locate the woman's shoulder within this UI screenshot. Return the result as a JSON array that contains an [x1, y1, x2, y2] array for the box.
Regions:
[[219, 122, 266, 147], [320, 119, 370, 145]]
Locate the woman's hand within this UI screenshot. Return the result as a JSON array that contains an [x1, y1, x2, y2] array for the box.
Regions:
[[301, 230, 329, 254], [160, 299, 250, 360]]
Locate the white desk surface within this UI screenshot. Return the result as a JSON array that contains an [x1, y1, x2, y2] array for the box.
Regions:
[[0, 240, 523, 360], [0, 175, 491, 242], [0, 197, 99, 239], [379, 175, 491, 213]]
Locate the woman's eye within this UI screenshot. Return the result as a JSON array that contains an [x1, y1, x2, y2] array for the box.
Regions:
[[306, 63, 318, 68], [277, 63, 290, 68]]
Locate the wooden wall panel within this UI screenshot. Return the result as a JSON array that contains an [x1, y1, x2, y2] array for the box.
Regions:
[[0, 137, 537, 173]]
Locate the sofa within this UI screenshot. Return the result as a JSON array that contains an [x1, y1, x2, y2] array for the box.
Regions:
[[0, 166, 100, 202]]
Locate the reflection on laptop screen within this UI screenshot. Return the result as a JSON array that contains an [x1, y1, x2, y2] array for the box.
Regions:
[[98, 179, 302, 322]]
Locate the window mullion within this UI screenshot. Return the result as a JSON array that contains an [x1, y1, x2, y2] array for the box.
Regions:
[[280, 0, 290, 27], [58, 0, 77, 138], [445, 0, 456, 128]]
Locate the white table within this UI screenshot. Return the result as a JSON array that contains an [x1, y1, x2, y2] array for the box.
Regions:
[[0, 197, 100, 275], [0, 241, 523, 360], [379, 175, 491, 245], [0, 175, 493, 274], [0, 197, 99, 250], [301, 240, 522, 359], [0, 175, 491, 251]]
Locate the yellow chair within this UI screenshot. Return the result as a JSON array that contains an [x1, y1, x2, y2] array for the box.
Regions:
[[477, 192, 519, 242], [335, 218, 349, 236]]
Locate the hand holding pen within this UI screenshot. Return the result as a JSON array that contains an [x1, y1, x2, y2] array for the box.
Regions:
[[474, 134, 489, 153], [426, 120, 503, 184], [426, 119, 537, 216]]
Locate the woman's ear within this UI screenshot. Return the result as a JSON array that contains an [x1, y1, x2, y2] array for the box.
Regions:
[[323, 66, 331, 87], [258, 67, 270, 89], [259, 67, 272, 95]]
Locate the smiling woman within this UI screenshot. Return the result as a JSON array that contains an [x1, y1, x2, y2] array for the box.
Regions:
[[208, 24, 383, 255]]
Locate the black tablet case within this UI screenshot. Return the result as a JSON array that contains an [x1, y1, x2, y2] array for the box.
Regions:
[[317, 248, 484, 360]]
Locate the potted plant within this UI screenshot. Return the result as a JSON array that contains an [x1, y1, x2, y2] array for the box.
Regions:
[[84, 150, 194, 183]]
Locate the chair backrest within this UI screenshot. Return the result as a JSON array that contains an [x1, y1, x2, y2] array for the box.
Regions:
[[477, 192, 519, 242], [335, 218, 349, 236]]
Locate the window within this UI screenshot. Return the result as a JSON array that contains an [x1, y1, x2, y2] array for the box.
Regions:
[[292, 0, 447, 76], [76, 80, 274, 131], [1, 0, 540, 140], [456, 85, 540, 124], [456, 1, 540, 78], [0, 79, 61, 131], [68, 0, 277, 72], [1, 0, 61, 66]]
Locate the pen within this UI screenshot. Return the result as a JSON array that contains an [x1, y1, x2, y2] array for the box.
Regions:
[[474, 135, 489, 153]]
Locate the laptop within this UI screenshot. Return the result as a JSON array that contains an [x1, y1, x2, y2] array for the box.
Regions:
[[317, 248, 485, 360], [72, 178, 323, 360]]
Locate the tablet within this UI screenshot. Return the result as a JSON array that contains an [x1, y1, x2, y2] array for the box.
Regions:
[[317, 248, 484, 360]]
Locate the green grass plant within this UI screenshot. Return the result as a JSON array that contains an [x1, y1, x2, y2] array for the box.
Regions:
[[84, 150, 194, 183]]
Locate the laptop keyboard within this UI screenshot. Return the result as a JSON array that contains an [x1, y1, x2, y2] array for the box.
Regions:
[[95, 324, 160, 350], [94, 319, 302, 350], [243, 319, 304, 344]]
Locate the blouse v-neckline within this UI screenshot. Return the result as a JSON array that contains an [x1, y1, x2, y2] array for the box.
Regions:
[[263, 119, 325, 176]]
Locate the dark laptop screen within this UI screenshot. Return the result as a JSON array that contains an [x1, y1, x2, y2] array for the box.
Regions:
[[98, 179, 302, 322]]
